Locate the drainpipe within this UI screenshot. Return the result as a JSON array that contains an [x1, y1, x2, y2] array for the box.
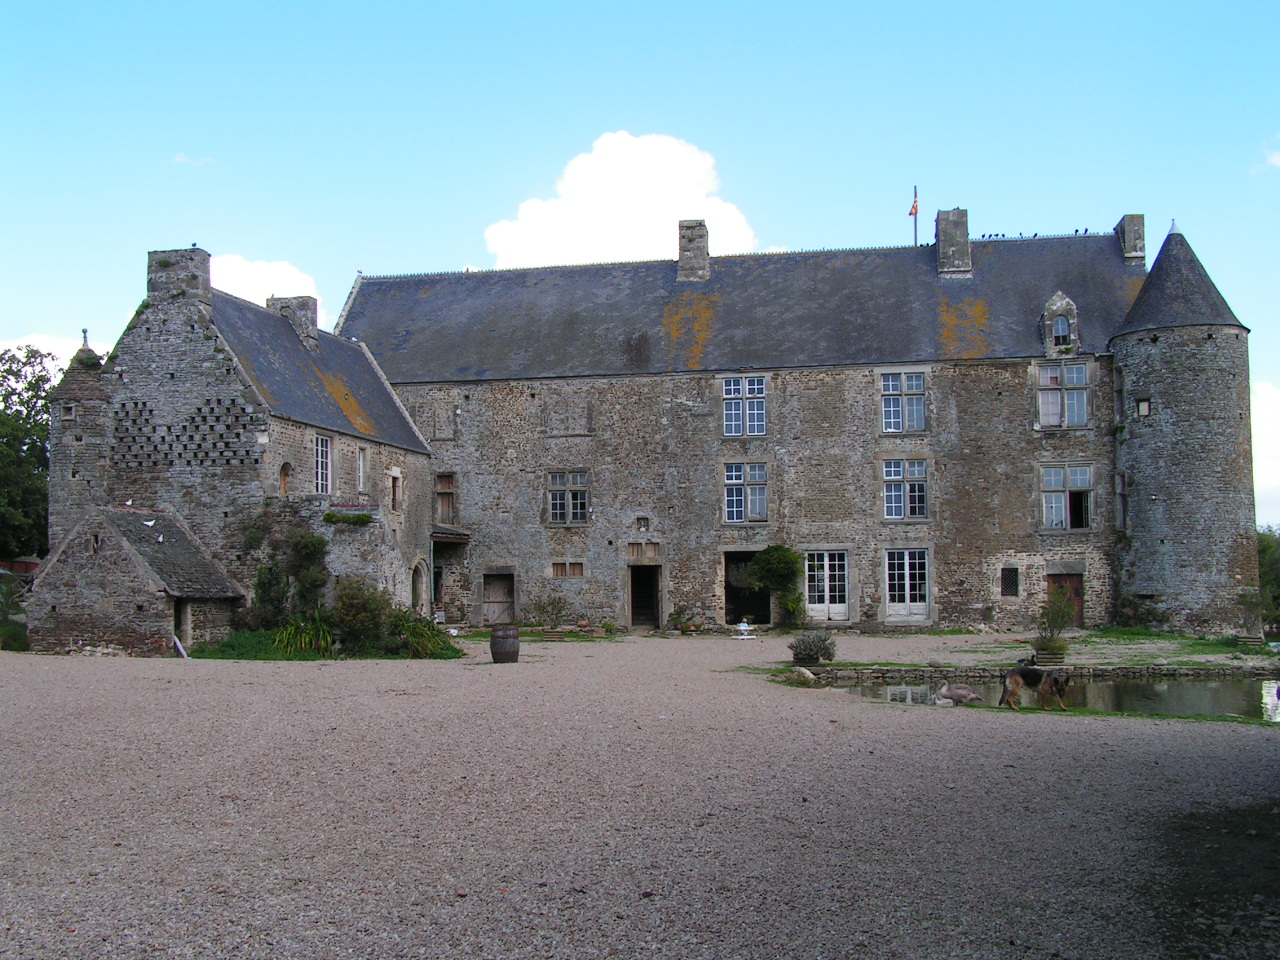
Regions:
[[173, 635, 188, 659]]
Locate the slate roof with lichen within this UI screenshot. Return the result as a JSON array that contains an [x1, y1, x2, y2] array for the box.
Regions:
[[211, 291, 429, 453], [1111, 229, 1244, 340], [337, 235, 1149, 384], [100, 508, 240, 598]]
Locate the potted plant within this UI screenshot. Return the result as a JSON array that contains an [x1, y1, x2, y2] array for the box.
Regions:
[[1033, 585, 1075, 665], [787, 630, 836, 667]]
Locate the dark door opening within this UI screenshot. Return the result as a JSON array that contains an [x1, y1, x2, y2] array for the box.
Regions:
[[1047, 573, 1085, 627], [724, 551, 771, 625], [482, 574, 515, 624], [630, 566, 660, 628]]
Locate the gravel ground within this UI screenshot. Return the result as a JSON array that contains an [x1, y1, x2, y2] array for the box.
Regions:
[[1, 635, 1277, 960]]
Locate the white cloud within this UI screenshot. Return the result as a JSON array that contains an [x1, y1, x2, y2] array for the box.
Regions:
[[484, 131, 758, 268], [210, 255, 333, 330], [172, 152, 214, 166], [1253, 381, 1280, 527], [1267, 151, 1280, 169]]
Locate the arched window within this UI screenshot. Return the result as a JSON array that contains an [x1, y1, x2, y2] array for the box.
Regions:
[[412, 561, 429, 614], [279, 462, 292, 495]]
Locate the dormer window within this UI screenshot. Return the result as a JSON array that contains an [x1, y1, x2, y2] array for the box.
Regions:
[[1041, 292, 1080, 357]]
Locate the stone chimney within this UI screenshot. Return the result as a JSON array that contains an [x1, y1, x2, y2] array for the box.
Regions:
[[935, 209, 972, 276], [1114, 214, 1145, 259], [147, 248, 212, 305], [678, 220, 709, 282], [268, 296, 320, 349]]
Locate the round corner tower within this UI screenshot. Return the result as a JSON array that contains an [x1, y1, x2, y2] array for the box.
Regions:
[[1109, 225, 1257, 632]]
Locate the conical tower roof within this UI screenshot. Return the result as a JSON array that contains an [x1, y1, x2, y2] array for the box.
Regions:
[[1111, 226, 1244, 341], [50, 337, 106, 402]]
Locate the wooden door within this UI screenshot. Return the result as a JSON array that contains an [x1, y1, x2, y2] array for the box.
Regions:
[[1046, 573, 1085, 627], [482, 574, 515, 624]]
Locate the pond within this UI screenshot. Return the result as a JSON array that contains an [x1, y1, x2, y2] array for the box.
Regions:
[[841, 678, 1280, 722]]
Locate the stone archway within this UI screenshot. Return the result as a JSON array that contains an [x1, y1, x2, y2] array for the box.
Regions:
[[279, 462, 292, 495], [412, 560, 429, 614]]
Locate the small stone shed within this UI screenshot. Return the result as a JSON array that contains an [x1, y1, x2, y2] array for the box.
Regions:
[[27, 507, 241, 656]]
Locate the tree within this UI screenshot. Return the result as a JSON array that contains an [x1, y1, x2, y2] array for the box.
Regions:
[[0, 346, 58, 558]]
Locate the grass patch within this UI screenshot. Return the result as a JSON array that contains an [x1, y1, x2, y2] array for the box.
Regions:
[[189, 630, 325, 661]]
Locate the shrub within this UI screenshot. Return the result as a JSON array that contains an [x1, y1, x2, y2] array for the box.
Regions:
[[787, 630, 836, 663], [244, 563, 290, 630], [275, 615, 334, 657], [323, 512, 374, 526], [391, 612, 464, 659], [1, 620, 29, 652], [748, 546, 806, 627], [1034, 586, 1076, 653], [331, 577, 396, 655], [524, 593, 570, 628]]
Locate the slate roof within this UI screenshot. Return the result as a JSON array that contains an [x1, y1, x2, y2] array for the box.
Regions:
[[211, 291, 429, 453], [337, 234, 1149, 384], [100, 508, 240, 599], [1111, 228, 1244, 340]]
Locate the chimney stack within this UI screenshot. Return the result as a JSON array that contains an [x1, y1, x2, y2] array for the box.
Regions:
[[147, 248, 212, 305], [269, 296, 320, 349], [678, 220, 709, 282], [1114, 214, 1145, 259], [935, 209, 972, 276]]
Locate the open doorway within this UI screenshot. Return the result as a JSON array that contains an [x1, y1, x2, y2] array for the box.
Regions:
[[724, 551, 770, 625], [630, 566, 660, 628]]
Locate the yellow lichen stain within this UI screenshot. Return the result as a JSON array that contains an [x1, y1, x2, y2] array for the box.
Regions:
[[662, 292, 718, 370], [937, 296, 991, 359], [317, 369, 377, 435], [1120, 274, 1145, 310]]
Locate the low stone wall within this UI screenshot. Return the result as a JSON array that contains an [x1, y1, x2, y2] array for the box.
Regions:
[[813, 664, 1280, 685]]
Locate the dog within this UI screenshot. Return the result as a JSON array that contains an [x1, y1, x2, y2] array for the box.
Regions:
[[998, 666, 1070, 710]]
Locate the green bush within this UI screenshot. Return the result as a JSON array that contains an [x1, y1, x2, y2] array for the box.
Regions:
[[1034, 586, 1075, 653], [323, 512, 374, 526], [189, 629, 323, 661], [1, 620, 29, 652], [275, 616, 334, 658], [524, 593, 570, 628], [749, 545, 806, 627], [392, 612, 464, 659], [332, 577, 395, 655]]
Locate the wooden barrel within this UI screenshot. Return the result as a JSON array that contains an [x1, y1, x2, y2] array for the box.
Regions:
[[490, 625, 520, 663]]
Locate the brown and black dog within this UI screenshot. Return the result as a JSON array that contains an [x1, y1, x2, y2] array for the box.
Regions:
[[998, 665, 1070, 710]]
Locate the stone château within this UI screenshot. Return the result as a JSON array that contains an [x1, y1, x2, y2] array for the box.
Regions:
[[28, 209, 1258, 653]]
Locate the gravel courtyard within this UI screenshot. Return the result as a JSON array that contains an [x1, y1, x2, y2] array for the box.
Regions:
[[2, 636, 1277, 960]]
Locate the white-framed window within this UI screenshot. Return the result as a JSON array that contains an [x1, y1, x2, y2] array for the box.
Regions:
[[881, 372, 925, 433], [549, 470, 589, 525], [1042, 463, 1093, 530], [724, 462, 767, 523], [314, 436, 331, 494], [357, 447, 367, 492], [723, 376, 766, 436], [1038, 362, 1089, 428], [1052, 315, 1071, 347], [886, 548, 929, 619], [883, 459, 927, 519]]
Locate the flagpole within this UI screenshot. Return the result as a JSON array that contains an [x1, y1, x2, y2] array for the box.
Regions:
[[912, 186, 918, 246]]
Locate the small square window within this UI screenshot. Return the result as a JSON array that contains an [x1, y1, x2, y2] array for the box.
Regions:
[[1136, 399, 1151, 417]]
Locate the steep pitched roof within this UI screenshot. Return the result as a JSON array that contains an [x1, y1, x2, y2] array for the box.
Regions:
[[338, 235, 1147, 384], [51, 345, 108, 402], [100, 508, 240, 599], [211, 291, 429, 453], [1111, 228, 1244, 339]]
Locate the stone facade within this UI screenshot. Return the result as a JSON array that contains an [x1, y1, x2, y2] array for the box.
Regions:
[[30, 250, 433, 655], [340, 211, 1257, 635]]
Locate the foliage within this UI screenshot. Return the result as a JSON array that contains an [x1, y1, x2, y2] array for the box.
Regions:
[[748, 545, 807, 627], [787, 630, 836, 662], [331, 577, 396, 655], [277, 525, 330, 615], [1, 620, 29, 652], [1253, 525, 1280, 633], [0, 574, 25, 621], [323, 511, 374, 526], [274, 615, 334, 658], [1034, 585, 1075, 653], [1237, 588, 1276, 636], [600, 620, 617, 634], [524, 592, 570, 628], [1112, 593, 1172, 631], [240, 563, 290, 631], [0, 345, 58, 558], [391, 611, 464, 659], [189, 629, 323, 661]]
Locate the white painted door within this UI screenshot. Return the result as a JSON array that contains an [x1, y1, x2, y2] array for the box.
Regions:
[[886, 549, 929, 620], [806, 551, 849, 621]]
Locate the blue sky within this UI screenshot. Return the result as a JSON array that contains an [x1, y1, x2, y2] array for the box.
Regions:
[[3, 1, 1278, 518]]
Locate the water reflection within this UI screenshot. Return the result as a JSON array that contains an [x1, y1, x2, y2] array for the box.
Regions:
[[845, 678, 1280, 722]]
